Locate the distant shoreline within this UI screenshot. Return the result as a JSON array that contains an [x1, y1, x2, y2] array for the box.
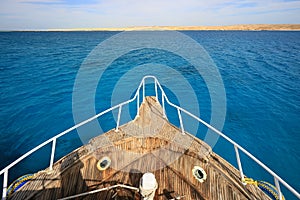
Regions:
[[2, 24, 300, 32]]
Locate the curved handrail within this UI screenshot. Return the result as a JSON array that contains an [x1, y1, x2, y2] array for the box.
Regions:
[[1, 75, 299, 200], [0, 78, 144, 200], [151, 76, 299, 199], [58, 184, 139, 200]]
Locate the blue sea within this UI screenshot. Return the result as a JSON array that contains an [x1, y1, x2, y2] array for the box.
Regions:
[[0, 31, 299, 199]]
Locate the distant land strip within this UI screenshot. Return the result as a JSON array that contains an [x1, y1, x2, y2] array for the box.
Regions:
[[47, 24, 300, 31], [4, 24, 300, 31]]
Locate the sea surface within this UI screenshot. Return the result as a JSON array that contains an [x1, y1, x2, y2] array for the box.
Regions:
[[0, 31, 299, 199]]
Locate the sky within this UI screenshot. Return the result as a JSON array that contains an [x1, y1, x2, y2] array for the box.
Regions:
[[0, 0, 299, 30]]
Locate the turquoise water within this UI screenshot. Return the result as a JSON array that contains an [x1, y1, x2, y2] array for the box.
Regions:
[[0, 31, 299, 199]]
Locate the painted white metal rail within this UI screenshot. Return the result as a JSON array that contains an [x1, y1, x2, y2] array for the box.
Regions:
[[0, 77, 144, 200], [57, 184, 139, 200], [1, 76, 299, 200]]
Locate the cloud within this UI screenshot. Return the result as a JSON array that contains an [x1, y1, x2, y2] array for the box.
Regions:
[[20, 0, 98, 5], [0, 0, 299, 30]]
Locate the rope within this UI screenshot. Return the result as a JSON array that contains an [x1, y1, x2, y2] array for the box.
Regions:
[[243, 178, 258, 186], [243, 178, 285, 200], [7, 174, 34, 197]]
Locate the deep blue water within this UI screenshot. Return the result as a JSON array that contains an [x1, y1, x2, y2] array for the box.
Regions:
[[0, 31, 299, 199]]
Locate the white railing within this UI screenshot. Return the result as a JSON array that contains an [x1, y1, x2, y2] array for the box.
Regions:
[[57, 184, 139, 200], [1, 76, 299, 200]]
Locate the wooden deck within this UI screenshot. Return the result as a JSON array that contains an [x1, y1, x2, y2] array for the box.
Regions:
[[10, 97, 270, 200]]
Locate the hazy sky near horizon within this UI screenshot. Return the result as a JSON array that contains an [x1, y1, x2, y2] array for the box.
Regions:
[[0, 0, 299, 30]]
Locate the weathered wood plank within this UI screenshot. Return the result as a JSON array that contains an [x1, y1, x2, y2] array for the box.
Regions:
[[10, 97, 270, 200]]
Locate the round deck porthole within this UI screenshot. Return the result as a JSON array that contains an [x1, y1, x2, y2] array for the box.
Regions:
[[192, 166, 207, 183], [96, 156, 111, 171]]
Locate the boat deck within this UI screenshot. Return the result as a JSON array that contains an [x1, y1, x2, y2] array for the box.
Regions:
[[9, 97, 270, 200]]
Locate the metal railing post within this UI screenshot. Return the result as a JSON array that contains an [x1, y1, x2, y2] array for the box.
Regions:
[[142, 79, 145, 102], [274, 177, 283, 200], [49, 138, 56, 170], [154, 79, 158, 101], [115, 105, 122, 132], [136, 92, 140, 117], [234, 145, 245, 182], [2, 170, 8, 200], [177, 108, 185, 135], [162, 94, 166, 118]]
